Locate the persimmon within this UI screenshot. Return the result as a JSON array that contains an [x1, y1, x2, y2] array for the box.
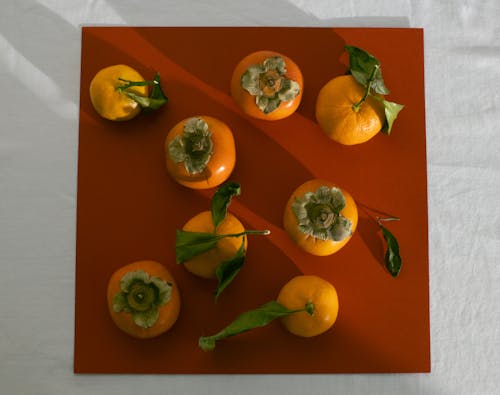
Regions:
[[89, 64, 167, 121], [165, 116, 236, 189], [198, 274, 339, 350], [283, 179, 358, 256], [107, 260, 181, 339], [181, 211, 248, 279], [230, 50, 303, 120]]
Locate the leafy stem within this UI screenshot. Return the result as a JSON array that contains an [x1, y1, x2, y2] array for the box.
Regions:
[[345, 45, 404, 134], [352, 65, 378, 112], [357, 202, 403, 277], [198, 300, 314, 351], [175, 182, 270, 299], [116, 72, 168, 111], [175, 229, 270, 264]]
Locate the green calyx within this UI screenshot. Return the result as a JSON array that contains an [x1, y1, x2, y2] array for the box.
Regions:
[[168, 117, 214, 174], [241, 56, 300, 114], [292, 186, 352, 242], [112, 270, 172, 329]]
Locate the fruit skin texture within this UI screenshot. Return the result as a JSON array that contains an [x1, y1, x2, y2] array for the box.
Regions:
[[283, 179, 358, 256], [89, 64, 148, 121], [165, 116, 236, 190], [315, 75, 385, 145], [182, 211, 248, 279], [106, 260, 181, 339], [230, 50, 303, 121], [277, 275, 339, 337]]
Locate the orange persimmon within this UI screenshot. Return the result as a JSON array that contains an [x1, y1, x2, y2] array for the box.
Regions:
[[107, 260, 181, 339], [230, 50, 303, 121], [165, 116, 236, 189], [283, 179, 358, 256]]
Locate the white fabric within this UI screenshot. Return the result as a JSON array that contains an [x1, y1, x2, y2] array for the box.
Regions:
[[1, 0, 499, 394]]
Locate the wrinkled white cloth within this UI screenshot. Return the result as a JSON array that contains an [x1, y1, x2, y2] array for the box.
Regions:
[[1, 1, 499, 394]]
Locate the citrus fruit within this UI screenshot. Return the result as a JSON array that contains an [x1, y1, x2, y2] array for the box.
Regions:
[[315, 75, 385, 145], [277, 275, 339, 337], [181, 211, 247, 279], [89, 64, 148, 121]]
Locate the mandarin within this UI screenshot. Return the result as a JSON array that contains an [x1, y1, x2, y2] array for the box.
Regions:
[[89, 64, 148, 121], [315, 75, 385, 145]]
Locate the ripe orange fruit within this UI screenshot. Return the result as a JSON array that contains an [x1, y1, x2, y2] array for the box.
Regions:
[[315, 75, 385, 145], [283, 179, 358, 256], [277, 275, 339, 337], [181, 211, 248, 279], [89, 64, 148, 121], [165, 116, 236, 190], [107, 260, 181, 339], [230, 50, 303, 121]]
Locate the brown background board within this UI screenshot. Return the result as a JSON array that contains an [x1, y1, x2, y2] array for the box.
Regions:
[[75, 27, 429, 373]]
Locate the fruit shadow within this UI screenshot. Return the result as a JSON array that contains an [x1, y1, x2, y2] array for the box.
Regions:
[[357, 215, 387, 273]]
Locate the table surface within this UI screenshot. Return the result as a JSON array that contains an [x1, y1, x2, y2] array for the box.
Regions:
[[1, 0, 499, 394]]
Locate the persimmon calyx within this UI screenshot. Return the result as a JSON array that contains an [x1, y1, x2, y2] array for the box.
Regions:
[[168, 117, 214, 174], [292, 186, 352, 241], [241, 56, 300, 114], [112, 270, 172, 328]]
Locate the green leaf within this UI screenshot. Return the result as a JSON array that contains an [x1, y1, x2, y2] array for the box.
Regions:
[[175, 230, 219, 264], [198, 300, 313, 351], [214, 240, 245, 301], [370, 66, 389, 95], [147, 72, 168, 110], [175, 229, 270, 265], [380, 225, 402, 277], [118, 72, 168, 111], [122, 90, 167, 111], [211, 182, 241, 229], [381, 99, 404, 135], [345, 45, 389, 95]]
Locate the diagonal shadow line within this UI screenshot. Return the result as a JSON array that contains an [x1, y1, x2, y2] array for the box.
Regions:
[[84, 27, 328, 178], [80, 27, 405, 282]]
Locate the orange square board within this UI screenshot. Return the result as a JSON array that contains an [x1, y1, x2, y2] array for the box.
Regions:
[[75, 27, 429, 373]]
